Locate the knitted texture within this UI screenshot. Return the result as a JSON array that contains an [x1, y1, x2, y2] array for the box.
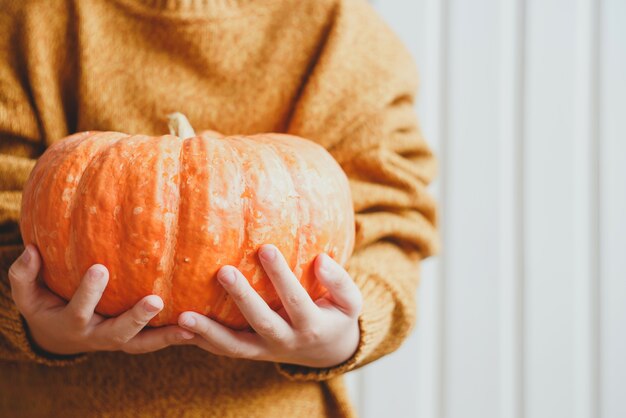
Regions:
[[0, 0, 439, 416]]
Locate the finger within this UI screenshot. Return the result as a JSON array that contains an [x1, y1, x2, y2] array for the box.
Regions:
[[7, 245, 42, 314], [216, 266, 290, 341], [258, 244, 318, 328], [120, 326, 195, 354], [179, 312, 268, 360], [64, 265, 109, 325], [315, 254, 363, 318], [96, 295, 163, 347]]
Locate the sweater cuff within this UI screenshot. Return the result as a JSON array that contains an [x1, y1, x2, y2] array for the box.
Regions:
[[274, 270, 394, 381], [0, 245, 87, 366]]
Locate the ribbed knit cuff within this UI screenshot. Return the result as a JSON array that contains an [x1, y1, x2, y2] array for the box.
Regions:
[[274, 270, 395, 382]]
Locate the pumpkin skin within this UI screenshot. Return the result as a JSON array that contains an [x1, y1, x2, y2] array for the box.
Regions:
[[19, 123, 355, 328]]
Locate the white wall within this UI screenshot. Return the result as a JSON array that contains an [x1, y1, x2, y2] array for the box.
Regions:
[[345, 1, 626, 417]]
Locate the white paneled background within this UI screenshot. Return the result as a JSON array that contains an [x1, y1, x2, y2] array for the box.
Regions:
[[344, 1, 626, 417]]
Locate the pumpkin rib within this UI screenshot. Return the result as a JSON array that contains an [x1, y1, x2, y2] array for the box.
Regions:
[[30, 135, 85, 254], [275, 141, 303, 280], [205, 136, 246, 323], [255, 136, 303, 279], [67, 133, 128, 293], [214, 136, 251, 324], [249, 136, 301, 299], [33, 132, 114, 297], [228, 137, 251, 273], [150, 134, 185, 324], [29, 141, 66, 269], [169, 136, 220, 324], [272, 136, 329, 297], [285, 135, 350, 293], [20, 131, 93, 247]]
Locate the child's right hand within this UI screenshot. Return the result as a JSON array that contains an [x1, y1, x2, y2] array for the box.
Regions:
[[7, 245, 194, 356]]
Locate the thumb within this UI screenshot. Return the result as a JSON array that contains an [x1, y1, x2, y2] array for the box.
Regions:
[[8, 245, 42, 314]]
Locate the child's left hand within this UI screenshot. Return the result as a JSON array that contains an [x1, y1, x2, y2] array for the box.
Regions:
[[178, 244, 362, 368]]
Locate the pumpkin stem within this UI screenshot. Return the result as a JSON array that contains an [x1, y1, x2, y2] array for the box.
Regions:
[[167, 112, 196, 139]]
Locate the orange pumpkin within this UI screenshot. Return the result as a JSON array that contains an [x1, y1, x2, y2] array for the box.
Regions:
[[19, 113, 355, 327]]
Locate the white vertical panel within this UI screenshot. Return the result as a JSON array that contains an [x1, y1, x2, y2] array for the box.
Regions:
[[600, 0, 626, 417], [416, 0, 449, 417], [524, 0, 578, 417], [573, 0, 600, 417], [349, 2, 626, 418], [444, 1, 501, 417], [499, 0, 526, 417]]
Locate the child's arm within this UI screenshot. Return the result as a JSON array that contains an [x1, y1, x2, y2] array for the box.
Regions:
[[283, 0, 439, 374], [177, 0, 439, 378], [0, 6, 192, 364], [278, 23, 438, 382], [266, 0, 438, 379]]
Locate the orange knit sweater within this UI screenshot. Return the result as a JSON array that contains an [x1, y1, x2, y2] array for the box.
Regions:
[[0, 0, 439, 416]]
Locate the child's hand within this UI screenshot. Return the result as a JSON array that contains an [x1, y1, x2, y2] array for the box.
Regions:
[[178, 244, 363, 368], [8, 246, 194, 356]]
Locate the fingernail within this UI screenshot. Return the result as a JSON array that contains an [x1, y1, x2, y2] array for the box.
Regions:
[[181, 315, 196, 328], [90, 268, 104, 281], [144, 301, 161, 313], [21, 247, 32, 264], [259, 245, 276, 262], [179, 331, 195, 340], [217, 267, 236, 285]]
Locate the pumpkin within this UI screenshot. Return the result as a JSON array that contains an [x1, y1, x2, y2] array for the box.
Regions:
[[19, 113, 355, 328]]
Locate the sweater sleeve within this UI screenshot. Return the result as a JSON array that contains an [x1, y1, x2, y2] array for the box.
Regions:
[[275, 0, 439, 381], [0, 4, 85, 365]]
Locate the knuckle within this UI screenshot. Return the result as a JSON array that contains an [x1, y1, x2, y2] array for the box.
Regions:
[[167, 332, 184, 345], [7, 265, 21, 284], [231, 287, 249, 303], [281, 337, 299, 353], [130, 316, 149, 329], [66, 309, 91, 327], [299, 325, 322, 344], [255, 318, 280, 339], [129, 308, 151, 328], [331, 275, 349, 290], [285, 292, 302, 307]]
